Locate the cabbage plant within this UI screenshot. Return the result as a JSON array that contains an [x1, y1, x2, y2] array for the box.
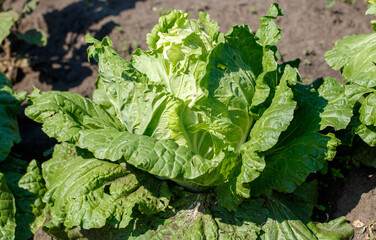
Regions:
[[24, 4, 356, 239]]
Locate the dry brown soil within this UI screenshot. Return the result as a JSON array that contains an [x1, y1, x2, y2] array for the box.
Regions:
[[2, 0, 376, 239]]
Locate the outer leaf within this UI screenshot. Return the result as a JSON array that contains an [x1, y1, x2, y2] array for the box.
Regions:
[[325, 33, 376, 88], [359, 92, 376, 126], [132, 194, 266, 240], [30, 181, 353, 239], [88, 35, 190, 146], [261, 193, 353, 240], [0, 158, 48, 240], [16, 160, 47, 238], [354, 117, 376, 146], [57, 192, 267, 240], [78, 128, 235, 190], [0, 72, 25, 161], [256, 3, 284, 47], [317, 77, 355, 131], [41, 143, 172, 237], [250, 132, 339, 196], [262, 197, 317, 239], [0, 173, 16, 240], [325, 32, 376, 146], [25, 89, 124, 143], [248, 79, 343, 196], [308, 217, 354, 240], [121, 183, 350, 240], [0, 10, 18, 45]]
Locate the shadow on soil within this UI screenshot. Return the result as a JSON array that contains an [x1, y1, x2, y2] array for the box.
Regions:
[[14, 0, 145, 92]]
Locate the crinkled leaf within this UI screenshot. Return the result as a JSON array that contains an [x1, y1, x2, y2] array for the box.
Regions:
[[353, 116, 376, 147], [250, 132, 339, 196], [25, 89, 124, 143], [136, 10, 218, 103], [0, 173, 16, 240], [344, 84, 373, 105], [131, 194, 266, 240], [317, 77, 355, 130], [121, 184, 349, 240], [41, 143, 172, 236], [308, 217, 354, 240], [359, 92, 376, 126], [15, 29, 47, 46], [215, 65, 298, 209], [78, 128, 235, 191], [131, 48, 205, 104], [0, 10, 18, 45], [298, 78, 355, 132], [325, 25, 376, 146], [261, 193, 353, 240], [325, 33, 376, 88], [340, 85, 376, 147], [55, 192, 267, 240]]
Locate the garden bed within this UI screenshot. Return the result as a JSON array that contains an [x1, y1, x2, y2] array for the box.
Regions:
[[2, 0, 376, 239]]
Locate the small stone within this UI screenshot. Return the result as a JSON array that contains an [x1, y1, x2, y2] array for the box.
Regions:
[[352, 219, 365, 228]]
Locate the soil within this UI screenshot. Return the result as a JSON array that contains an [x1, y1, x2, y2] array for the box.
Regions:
[[2, 0, 376, 239]]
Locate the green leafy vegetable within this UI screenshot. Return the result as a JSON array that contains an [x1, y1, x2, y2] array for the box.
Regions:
[[25, 4, 355, 239], [325, 3, 376, 147], [39, 143, 172, 239]]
